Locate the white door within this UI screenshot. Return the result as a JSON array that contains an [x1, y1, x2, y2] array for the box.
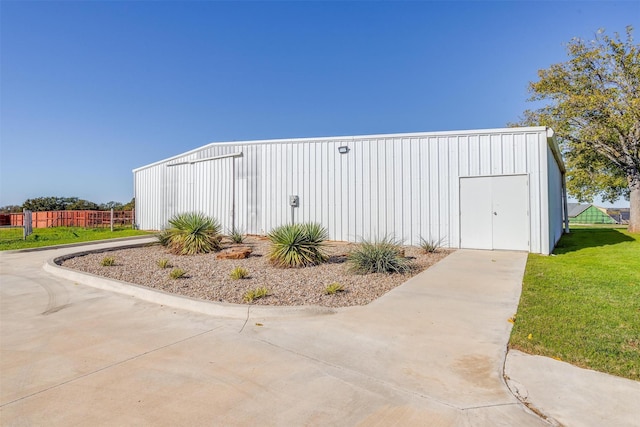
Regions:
[[460, 175, 529, 251]]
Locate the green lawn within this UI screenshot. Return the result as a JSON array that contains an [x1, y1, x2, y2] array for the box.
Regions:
[[510, 227, 640, 380], [0, 226, 153, 251]]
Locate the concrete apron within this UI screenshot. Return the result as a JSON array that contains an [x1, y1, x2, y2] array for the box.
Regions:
[[0, 241, 545, 426]]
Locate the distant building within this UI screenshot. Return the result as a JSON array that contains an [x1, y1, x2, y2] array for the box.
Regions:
[[567, 203, 617, 224], [606, 208, 630, 225]]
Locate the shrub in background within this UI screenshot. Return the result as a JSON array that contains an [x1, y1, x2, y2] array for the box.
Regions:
[[347, 236, 412, 274], [267, 222, 329, 268], [158, 212, 222, 255]]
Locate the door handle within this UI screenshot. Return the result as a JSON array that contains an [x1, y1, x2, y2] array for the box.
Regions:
[[493, 212, 497, 216]]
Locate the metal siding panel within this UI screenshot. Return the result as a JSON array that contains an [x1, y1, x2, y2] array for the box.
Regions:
[[385, 139, 395, 238], [320, 142, 329, 233], [261, 145, 269, 234], [313, 141, 320, 225], [428, 137, 439, 239], [514, 133, 528, 174], [438, 137, 449, 240], [340, 141, 349, 240], [375, 139, 383, 238], [448, 136, 459, 247], [274, 144, 283, 228], [327, 141, 337, 239], [527, 133, 542, 253], [419, 138, 430, 241], [303, 142, 311, 224], [480, 134, 491, 175], [468, 135, 480, 176], [290, 143, 298, 224], [410, 138, 421, 244], [458, 135, 469, 177], [491, 134, 503, 174], [547, 144, 564, 252], [394, 138, 404, 240], [401, 138, 412, 243], [349, 140, 359, 241], [360, 140, 370, 239], [502, 133, 515, 175]]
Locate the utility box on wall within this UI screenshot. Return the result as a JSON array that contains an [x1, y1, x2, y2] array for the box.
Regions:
[[133, 127, 567, 254]]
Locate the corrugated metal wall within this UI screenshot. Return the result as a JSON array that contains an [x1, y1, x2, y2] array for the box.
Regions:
[[547, 144, 565, 253], [133, 127, 565, 254]]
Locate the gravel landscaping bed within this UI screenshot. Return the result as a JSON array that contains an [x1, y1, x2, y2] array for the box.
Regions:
[[61, 236, 451, 307]]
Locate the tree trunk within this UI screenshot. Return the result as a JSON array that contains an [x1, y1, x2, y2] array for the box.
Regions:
[[629, 174, 640, 234]]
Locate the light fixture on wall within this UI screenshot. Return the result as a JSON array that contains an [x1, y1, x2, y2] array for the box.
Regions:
[[338, 146, 349, 154]]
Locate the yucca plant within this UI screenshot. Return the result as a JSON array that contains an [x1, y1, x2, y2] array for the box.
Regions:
[[267, 222, 329, 268], [418, 235, 445, 253], [227, 227, 245, 244], [347, 236, 412, 274], [158, 212, 222, 255]]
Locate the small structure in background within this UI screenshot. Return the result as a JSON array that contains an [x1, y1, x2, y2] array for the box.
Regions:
[[606, 208, 630, 225], [567, 203, 619, 224]]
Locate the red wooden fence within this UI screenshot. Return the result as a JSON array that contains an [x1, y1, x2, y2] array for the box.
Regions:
[[0, 210, 135, 228]]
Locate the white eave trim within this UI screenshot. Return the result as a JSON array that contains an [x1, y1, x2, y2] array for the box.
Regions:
[[166, 152, 243, 167]]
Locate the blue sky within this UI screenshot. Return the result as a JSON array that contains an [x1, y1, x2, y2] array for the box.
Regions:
[[1, 1, 637, 207]]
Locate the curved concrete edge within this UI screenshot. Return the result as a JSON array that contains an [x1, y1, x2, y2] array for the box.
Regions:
[[505, 349, 640, 427], [43, 247, 338, 320]]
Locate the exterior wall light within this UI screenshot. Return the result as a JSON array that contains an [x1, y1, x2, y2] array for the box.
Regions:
[[338, 146, 349, 154]]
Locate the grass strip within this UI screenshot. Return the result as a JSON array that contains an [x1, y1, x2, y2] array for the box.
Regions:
[[510, 227, 640, 380], [0, 226, 152, 251]]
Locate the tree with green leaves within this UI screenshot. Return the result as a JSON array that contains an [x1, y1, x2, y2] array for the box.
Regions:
[[22, 196, 75, 211], [99, 201, 124, 210], [519, 26, 639, 232], [0, 205, 23, 213]]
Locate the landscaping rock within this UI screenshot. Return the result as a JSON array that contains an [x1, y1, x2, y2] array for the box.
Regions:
[[217, 247, 253, 260]]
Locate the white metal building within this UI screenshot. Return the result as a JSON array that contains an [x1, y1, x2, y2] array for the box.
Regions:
[[133, 126, 568, 254]]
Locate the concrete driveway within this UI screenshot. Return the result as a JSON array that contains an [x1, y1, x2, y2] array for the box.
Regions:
[[1, 240, 545, 426]]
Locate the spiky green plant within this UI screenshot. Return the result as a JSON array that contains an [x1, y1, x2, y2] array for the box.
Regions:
[[230, 266, 249, 280], [324, 282, 344, 295], [157, 258, 172, 269], [267, 222, 329, 268], [347, 236, 412, 274], [243, 287, 270, 303], [418, 235, 445, 253], [157, 229, 171, 247], [158, 212, 222, 255], [101, 256, 116, 267], [169, 268, 186, 279], [227, 227, 245, 244]]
